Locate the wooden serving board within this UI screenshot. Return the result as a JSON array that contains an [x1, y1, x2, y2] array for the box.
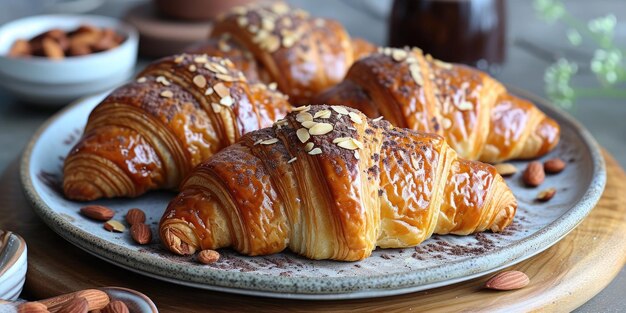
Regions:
[[1, 151, 625, 312]]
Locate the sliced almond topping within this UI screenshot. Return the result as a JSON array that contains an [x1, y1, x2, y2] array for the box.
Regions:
[[156, 76, 170, 86], [292, 105, 310, 112], [314, 18, 326, 27], [352, 138, 364, 149], [332, 137, 351, 143], [308, 147, 322, 155], [213, 83, 230, 98], [434, 59, 453, 70], [220, 95, 234, 107], [314, 109, 332, 119], [136, 77, 146, 83], [211, 103, 222, 113], [248, 24, 259, 33], [301, 121, 317, 129], [268, 82, 278, 90], [263, 35, 280, 52], [160, 90, 173, 98], [331, 105, 349, 115], [348, 112, 363, 124], [218, 40, 231, 52], [372, 116, 384, 122], [262, 18, 275, 31], [354, 151, 360, 160], [282, 36, 296, 48], [188, 64, 197, 72], [457, 100, 473, 111], [304, 142, 314, 152], [392, 49, 407, 62], [253, 139, 263, 145], [194, 55, 208, 63], [217, 73, 237, 82], [337, 139, 359, 150], [193, 75, 207, 88], [271, 2, 289, 14], [261, 138, 279, 145], [409, 63, 423, 86], [309, 123, 333, 136], [441, 117, 452, 129], [288, 157, 297, 164], [237, 16, 249, 27], [296, 128, 310, 143], [205, 87, 214, 95], [174, 55, 185, 63], [405, 56, 418, 64], [296, 112, 313, 122]]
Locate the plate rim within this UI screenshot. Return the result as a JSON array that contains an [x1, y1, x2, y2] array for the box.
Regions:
[[19, 88, 607, 299]]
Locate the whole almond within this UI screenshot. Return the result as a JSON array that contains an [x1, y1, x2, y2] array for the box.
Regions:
[[17, 302, 49, 313], [131, 223, 152, 245], [80, 205, 114, 221], [544, 158, 566, 174], [39, 289, 109, 312], [197, 249, 220, 264], [536, 187, 557, 202], [8, 39, 31, 57], [125, 208, 146, 225], [485, 270, 530, 290], [102, 300, 129, 313], [57, 297, 87, 313], [42, 37, 64, 59], [494, 163, 517, 177], [104, 220, 125, 233], [522, 161, 544, 187]]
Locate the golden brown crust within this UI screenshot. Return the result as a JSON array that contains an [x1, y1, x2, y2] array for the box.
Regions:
[[63, 54, 290, 201], [188, 2, 376, 104], [315, 47, 560, 163], [159, 105, 517, 261]]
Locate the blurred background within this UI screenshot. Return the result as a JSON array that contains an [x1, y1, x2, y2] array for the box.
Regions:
[[0, 1, 624, 310]]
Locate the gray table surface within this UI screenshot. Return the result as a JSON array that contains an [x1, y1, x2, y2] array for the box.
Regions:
[[0, 0, 624, 311]]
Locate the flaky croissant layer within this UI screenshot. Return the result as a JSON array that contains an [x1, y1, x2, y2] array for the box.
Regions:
[[160, 105, 517, 261], [63, 54, 289, 201], [315, 47, 560, 163]]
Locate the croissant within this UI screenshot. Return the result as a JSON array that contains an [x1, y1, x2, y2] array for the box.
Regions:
[[63, 54, 289, 201], [159, 105, 517, 261], [315, 47, 560, 163], [186, 1, 377, 104]]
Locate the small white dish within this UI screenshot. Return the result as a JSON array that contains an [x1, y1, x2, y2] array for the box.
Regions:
[[0, 231, 27, 301], [100, 287, 158, 313], [0, 14, 138, 106]]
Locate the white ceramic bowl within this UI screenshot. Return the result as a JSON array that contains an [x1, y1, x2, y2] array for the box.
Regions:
[[0, 231, 27, 301], [0, 14, 138, 106]]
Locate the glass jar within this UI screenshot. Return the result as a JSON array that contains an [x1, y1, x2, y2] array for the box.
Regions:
[[388, 0, 506, 73]]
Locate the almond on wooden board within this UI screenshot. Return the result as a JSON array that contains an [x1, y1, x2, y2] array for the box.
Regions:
[[125, 208, 146, 225], [544, 157, 566, 174], [57, 297, 88, 313], [39, 289, 109, 312], [17, 302, 49, 313], [485, 270, 530, 290], [131, 223, 152, 245], [102, 300, 129, 313], [80, 205, 114, 221], [197, 249, 220, 264], [522, 161, 544, 187]]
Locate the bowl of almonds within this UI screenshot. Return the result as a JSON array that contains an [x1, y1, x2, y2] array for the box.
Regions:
[[0, 14, 138, 105]]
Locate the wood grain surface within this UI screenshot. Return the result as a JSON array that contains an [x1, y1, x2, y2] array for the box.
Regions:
[[0, 151, 625, 313]]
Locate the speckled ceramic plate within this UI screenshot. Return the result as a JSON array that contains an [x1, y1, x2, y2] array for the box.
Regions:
[[20, 88, 606, 300]]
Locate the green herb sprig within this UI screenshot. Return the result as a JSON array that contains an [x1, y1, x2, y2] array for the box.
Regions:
[[534, 0, 626, 109]]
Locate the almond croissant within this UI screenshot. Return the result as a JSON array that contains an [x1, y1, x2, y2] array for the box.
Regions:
[[63, 54, 289, 201], [159, 105, 517, 261], [315, 47, 560, 163], [187, 1, 376, 104]]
